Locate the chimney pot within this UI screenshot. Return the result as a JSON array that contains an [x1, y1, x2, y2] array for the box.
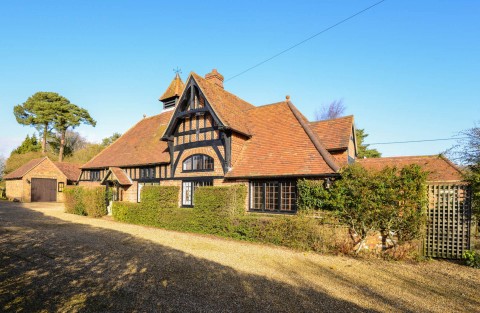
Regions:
[[205, 69, 224, 89]]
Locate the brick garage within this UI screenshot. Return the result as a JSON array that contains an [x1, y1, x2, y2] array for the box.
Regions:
[[4, 157, 81, 202]]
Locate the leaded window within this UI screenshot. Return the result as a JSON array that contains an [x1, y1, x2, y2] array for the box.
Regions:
[[91, 170, 100, 181], [250, 181, 297, 213], [182, 154, 214, 172], [140, 167, 155, 179], [182, 180, 213, 206]]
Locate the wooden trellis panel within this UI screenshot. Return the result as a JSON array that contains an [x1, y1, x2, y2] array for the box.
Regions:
[[425, 184, 471, 259]]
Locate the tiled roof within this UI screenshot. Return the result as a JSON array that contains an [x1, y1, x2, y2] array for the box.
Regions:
[[4, 157, 47, 180], [191, 72, 254, 136], [101, 167, 132, 186], [357, 155, 463, 182], [53, 162, 82, 182], [226, 101, 338, 178], [159, 73, 185, 101], [309, 115, 354, 150], [82, 111, 174, 169]]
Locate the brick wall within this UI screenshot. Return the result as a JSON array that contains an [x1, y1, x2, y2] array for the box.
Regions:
[[6, 179, 23, 201], [174, 146, 225, 178], [231, 133, 248, 166]]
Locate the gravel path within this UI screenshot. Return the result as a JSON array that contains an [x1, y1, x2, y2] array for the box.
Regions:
[[0, 201, 478, 312]]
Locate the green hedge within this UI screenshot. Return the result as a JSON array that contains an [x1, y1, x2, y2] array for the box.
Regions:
[[64, 186, 107, 217], [193, 185, 247, 235], [110, 184, 344, 252], [141, 185, 178, 210], [297, 179, 332, 211]]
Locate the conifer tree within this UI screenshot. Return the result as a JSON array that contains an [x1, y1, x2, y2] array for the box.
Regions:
[[52, 102, 96, 162], [14, 92, 60, 154]]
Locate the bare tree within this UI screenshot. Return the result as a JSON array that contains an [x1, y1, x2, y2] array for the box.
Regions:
[[315, 99, 346, 121], [0, 156, 5, 180]]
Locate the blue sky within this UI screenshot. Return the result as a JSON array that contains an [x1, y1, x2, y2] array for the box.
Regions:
[[0, 0, 478, 159]]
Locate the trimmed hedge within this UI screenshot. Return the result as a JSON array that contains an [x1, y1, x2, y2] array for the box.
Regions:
[[193, 185, 247, 235], [64, 186, 107, 217], [141, 185, 178, 210], [111, 184, 345, 253]]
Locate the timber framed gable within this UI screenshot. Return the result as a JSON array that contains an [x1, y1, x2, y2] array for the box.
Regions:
[[162, 75, 232, 178]]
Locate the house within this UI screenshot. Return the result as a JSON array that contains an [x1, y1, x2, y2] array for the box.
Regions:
[[4, 157, 81, 202], [79, 69, 357, 211]]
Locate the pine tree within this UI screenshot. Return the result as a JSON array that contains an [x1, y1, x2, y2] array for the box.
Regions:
[[52, 101, 96, 161], [14, 92, 64, 154]]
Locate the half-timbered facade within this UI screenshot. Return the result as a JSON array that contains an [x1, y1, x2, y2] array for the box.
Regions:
[[80, 69, 357, 212]]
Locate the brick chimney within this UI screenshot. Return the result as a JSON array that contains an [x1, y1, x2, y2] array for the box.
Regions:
[[205, 69, 224, 89]]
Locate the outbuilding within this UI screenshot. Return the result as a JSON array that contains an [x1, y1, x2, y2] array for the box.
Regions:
[[4, 157, 81, 202]]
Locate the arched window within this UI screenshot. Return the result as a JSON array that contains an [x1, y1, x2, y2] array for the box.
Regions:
[[182, 154, 214, 172]]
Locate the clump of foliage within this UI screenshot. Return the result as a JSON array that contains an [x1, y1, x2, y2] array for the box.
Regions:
[[112, 185, 346, 253], [64, 186, 106, 217], [297, 164, 428, 253], [64, 187, 86, 215], [356, 129, 381, 158], [12, 134, 41, 155], [194, 185, 247, 235], [462, 250, 480, 269]]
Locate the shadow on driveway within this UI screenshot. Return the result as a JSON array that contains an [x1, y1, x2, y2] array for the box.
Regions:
[[0, 202, 376, 312]]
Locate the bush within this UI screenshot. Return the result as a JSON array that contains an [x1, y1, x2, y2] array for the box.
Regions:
[[193, 185, 247, 235], [64, 187, 86, 216], [141, 186, 178, 210], [64, 186, 107, 217], [297, 179, 332, 211], [84, 187, 107, 217], [463, 250, 480, 268]]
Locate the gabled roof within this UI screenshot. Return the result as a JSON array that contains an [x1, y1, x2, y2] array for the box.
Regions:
[[53, 162, 82, 182], [101, 167, 132, 186], [4, 157, 81, 182], [226, 101, 339, 178], [4, 157, 47, 180], [309, 115, 354, 150], [82, 110, 174, 169], [159, 73, 185, 101], [191, 72, 254, 136], [357, 155, 463, 182]]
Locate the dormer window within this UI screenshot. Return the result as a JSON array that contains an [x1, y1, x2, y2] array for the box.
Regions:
[[182, 154, 214, 172]]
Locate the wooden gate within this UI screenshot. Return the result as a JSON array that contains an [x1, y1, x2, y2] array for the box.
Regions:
[[425, 184, 471, 259], [31, 178, 57, 202]]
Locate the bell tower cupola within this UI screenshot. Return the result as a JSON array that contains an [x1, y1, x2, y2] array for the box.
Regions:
[[159, 72, 185, 110]]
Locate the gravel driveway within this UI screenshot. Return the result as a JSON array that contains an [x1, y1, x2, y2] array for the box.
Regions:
[[0, 201, 478, 312]]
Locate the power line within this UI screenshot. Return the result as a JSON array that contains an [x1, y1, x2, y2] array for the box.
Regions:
[[225, 0, 388, 82], [367, 137, 469, 145]]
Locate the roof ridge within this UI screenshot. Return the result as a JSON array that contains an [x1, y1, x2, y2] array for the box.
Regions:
[[309, 115, 354, 124], [286, 101, 340, 173], [4, 157, 48, 180], [191, 72, 255, 111], [359, 154, 442, 160]]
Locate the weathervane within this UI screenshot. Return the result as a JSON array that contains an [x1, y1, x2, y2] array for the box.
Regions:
[[173, 67, 182, 75]]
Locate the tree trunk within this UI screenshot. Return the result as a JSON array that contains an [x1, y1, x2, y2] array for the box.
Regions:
[[42, 123, 48, 155], [59, 130, 66, 162]]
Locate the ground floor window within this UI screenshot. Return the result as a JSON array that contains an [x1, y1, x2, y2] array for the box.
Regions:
[[249, 181, 297, 213], [138, 182, 160, 202], [182, 180, 213, 207]]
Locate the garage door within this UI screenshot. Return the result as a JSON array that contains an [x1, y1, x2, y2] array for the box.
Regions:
[[31, 178, 57, 202]]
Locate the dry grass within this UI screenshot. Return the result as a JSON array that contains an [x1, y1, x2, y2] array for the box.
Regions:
[[1, 202, 478, 312]]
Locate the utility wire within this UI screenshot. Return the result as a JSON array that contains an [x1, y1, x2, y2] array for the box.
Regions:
[[225, 0, 388, 82], [367, 137, 469, 145]]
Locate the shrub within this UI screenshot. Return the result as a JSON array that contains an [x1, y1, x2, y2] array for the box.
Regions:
[[141, 186, 178, 210], [84, 187, 107, 217], [64, 186, 107, 217], [194, 185, 247, 235], [64, 187, 86, 216], [297, 179, 332, 210], [298, 164, 428, 253], [462, 250, 480, 268]]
